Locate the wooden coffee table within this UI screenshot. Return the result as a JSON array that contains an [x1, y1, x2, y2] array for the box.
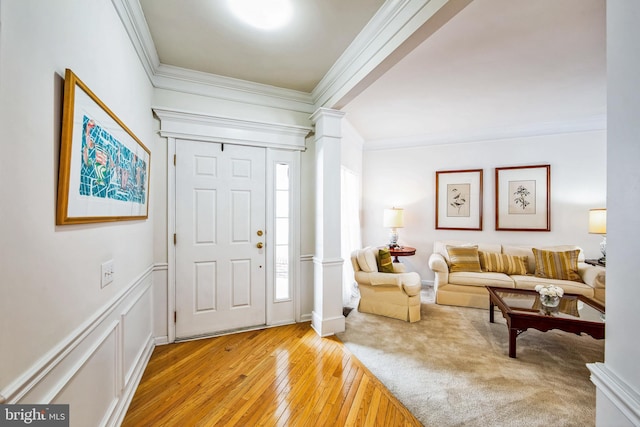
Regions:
[[486, 286, 605, 358]]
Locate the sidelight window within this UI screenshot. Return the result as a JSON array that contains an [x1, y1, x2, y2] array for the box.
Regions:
[[274, 163, 290, 300]]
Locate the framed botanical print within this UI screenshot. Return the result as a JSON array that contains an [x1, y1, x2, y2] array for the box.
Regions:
[[495, 164, 550, 231], [435, 169, 483, 230]]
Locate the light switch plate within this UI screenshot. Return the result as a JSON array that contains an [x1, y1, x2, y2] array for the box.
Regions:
[[101, 260, 114, 288]]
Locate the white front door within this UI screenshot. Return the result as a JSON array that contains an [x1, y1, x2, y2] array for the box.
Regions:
[[175, 140, 266, 339]]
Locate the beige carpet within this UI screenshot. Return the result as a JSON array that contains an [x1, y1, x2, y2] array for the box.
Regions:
[[337, 288, 604, 427]]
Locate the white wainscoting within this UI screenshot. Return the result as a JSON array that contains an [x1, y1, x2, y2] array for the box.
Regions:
[[299, 254, 315, 322], [1, 265, 158, 427], [152, 264, 169, 345]]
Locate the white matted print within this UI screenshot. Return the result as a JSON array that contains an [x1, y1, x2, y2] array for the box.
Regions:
[[56, 69, 150, 224], [436, 169, 483, 230], [495, 165, 550, 231]]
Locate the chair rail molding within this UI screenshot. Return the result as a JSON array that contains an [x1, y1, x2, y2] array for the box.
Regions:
[[588, 362, 640, 426], [0, 265, 156, 427]]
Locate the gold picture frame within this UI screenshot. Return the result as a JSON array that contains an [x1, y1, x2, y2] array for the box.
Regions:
[[56, 69, 150, 225]]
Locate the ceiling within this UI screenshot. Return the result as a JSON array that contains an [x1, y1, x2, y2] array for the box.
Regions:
[[138, 0, 606, 146], [139, 0, 385, 92]]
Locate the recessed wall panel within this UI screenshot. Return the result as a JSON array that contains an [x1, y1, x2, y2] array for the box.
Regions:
[[231, 190, 250, 243], [194, 189, 216, 244], [231, 158, 251, 178], [195, 155, 217, 177], [231, 259, 251, 307], [195, 261, 216, 312]]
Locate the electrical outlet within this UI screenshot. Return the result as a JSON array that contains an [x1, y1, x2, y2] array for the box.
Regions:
[[101, 260, 114, 288]]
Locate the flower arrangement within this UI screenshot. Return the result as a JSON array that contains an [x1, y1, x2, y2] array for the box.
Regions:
[[535, 284, 564, 298], [535, 284, 564, 308]]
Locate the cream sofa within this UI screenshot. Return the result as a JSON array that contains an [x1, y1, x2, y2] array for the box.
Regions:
[[351, 247, 422, 322], [428, 240, 606, 309]]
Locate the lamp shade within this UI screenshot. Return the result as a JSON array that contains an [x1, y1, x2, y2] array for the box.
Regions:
[[383, 208, 404, 228], [588, 208, 606, 234]]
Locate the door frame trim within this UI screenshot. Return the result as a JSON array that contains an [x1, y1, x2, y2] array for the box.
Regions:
[[156, 108, 311, 343]]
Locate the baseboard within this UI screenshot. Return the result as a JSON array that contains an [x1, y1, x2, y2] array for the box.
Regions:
[[299, 313, 313, 322], [311, 312, 346, 337], [109, 335, 155, 426], [154, 336, 170, 346]]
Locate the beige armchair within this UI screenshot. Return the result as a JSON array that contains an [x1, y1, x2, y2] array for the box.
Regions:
[[351, 247, 422, 322]]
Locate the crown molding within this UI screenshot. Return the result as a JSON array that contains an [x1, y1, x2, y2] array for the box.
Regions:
[[312, 0, 466, 110], [111, 0, 160, 81], [112, 0, 314, 114], [153, 64, 315, 114], [363, 115, 607, 151]]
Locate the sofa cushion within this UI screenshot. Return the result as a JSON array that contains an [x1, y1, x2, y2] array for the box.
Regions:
[[513, 275, 594, 298], [479, 251, 528, 275], [449, 271, 515, 288], [532, 248, 583, 282], [356, 247, 378, 273], [447, 245, 482, 272], [377, 248, 395, 273]]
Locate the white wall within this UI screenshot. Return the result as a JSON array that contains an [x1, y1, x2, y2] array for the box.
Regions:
[[0, 0, 156, 423], [341, 120, 365, 175], [590, 2, 640, 425], [361, 130, 606, 282]]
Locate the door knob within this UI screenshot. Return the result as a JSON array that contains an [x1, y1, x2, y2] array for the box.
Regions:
[[256, 242, 264, 249], [257, 230, 264, 236]]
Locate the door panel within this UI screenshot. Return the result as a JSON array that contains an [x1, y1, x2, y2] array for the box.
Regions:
[[175, 140, 266, 339]]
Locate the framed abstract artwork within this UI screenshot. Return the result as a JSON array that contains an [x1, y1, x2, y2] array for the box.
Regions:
[[56, 69, 150, 225], [435, 169, 483, 230], [495, 164, 550, 231]]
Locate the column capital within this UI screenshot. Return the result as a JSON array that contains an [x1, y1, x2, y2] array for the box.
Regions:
[[310, 108, 346, 139]]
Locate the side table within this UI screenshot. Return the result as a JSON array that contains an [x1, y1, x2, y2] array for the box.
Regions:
[[389, 246, 416, 263]]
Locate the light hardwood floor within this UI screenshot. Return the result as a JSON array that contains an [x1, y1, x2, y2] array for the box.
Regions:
[[122, 322, 421, 426]]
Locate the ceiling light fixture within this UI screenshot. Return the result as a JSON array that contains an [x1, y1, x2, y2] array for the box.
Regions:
[[227, 0, 292, 30]]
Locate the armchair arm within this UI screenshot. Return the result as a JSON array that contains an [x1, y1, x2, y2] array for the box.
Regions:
[[578, 263, 605, 304], [355, 271, 399, 287], [578, 263, 606, 290], [428, 253, 449, 288], [354, 271, 421, 297]]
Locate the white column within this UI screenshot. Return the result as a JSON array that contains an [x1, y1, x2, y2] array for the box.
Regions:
[[310, 108, 346, 336]]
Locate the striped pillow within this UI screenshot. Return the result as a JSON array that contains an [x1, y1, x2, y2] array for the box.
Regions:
[[377, 248, 395, 273], [446, 245, 482, 273], [532, 248, 583, 282], [479, 251, 528, 275]]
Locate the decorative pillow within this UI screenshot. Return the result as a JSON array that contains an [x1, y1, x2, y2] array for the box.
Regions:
[[532, 248, 583, 282], [377, 248, 395, 273], [446, 245, 482, 273], [479, 251, 528, 275]]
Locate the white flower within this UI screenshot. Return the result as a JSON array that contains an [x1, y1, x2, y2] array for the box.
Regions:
[[535, 284, 564, 298]]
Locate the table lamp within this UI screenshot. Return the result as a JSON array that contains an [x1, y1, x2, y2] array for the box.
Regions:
[[383, 207, 404, 248], [588, 208, 606, 264]]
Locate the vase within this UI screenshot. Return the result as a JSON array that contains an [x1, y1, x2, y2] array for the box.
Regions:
[[540, 295, 560, 308]]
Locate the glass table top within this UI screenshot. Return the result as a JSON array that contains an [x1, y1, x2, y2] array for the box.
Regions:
[[492, 289, 605, 323]]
